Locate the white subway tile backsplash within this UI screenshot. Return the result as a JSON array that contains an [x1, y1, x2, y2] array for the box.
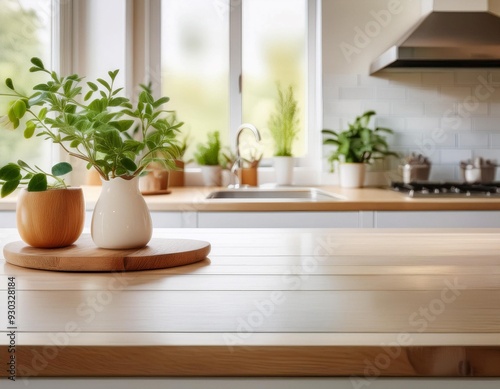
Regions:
[[406, 117, 440, 132], [429, 165, 457, 181], [440, 149, 472, 164], [375, 117, 405, 131], [323, 74, 358, 87], [407, 87, 439, 101], [422, 73, 455, 86], [387, 73, 422, 86], [456, 102, 489, 117], [455, 71, 488, 85], [323, 116, 342, 130], [472, 149, 500, 163], [491, 134, 500, 148], [489, 103, 500, 116], [391, 101, 425, 116], [323, 86, 340, 100], [473, 117, 500, 131], [339, 87, 376, 100], [323, 70, 500, 175], [361, 101, 391, 116], [421, 129, 457, 148], [440, 116, 472, 131], [377, 87, 406, 100], [424, 101, 456, 117], [358, 75, 389, 86], [439, 86, 473, 102], [390, 131, 423, 147], [458, 132, 489, 148], [324, 100, 362, 116]]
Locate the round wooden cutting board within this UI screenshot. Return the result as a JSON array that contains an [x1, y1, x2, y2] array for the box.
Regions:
[[3, 234, 211, 272]]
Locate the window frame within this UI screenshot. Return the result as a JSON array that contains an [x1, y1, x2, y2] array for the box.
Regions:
[[134, 0, 322, 180]]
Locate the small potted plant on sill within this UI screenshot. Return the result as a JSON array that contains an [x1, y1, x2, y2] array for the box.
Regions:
[[240, 148, 262, 187], [0, 160, 84, 248], [0, 57, 181, 249], [268, 83, 300, 186], [194, 130, 222, 186], [169, 131, 192, 187], [322, 110, 399, 188]]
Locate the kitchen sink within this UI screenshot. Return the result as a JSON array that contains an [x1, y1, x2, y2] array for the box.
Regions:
[[205, 188, 343, 201]]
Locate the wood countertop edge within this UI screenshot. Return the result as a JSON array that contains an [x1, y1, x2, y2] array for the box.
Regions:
[[3, 186, 500, 211], [2, 344, 500, 377]]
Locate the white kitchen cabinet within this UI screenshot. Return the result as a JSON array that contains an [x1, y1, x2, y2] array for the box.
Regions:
[[374, 211, 500, 228], [197, 211, 360, 228], [0, 211, 16, 228]]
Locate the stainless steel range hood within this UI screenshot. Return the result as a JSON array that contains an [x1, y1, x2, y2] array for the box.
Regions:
[[370, 11, 500, 74]]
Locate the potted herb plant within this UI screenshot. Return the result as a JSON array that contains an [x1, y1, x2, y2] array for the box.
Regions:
[[169, 131, 192, 187], [0, 57, 181, 249], [194, 130, 222, 186], [0, 160, 84, 248], [322, 110, 398, 188], [268, 84, 300, 186]]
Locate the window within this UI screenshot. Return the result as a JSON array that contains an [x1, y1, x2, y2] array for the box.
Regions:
[[160, 0, 316, 165], [0, 0, 54, 167]]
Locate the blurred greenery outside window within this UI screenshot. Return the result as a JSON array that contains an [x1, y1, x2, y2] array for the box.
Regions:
[[161, 0, 308, 164], [0, 0, 53, 168]]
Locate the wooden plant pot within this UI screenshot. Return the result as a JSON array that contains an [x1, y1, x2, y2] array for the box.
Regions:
[[169, 160, 185, 187], [16, 187, 85, 248], [241, 167, 258, 187]]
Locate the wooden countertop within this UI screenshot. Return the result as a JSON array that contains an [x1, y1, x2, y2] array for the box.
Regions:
[[1, 228, 500, 377], [3, 185, 500, 211]]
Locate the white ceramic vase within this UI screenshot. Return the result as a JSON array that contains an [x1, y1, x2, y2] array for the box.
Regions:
[[201, 165, 222, 186], [91, 176, 153, 249], [274, 156, 294, 186], [339, 163, 366, 188]]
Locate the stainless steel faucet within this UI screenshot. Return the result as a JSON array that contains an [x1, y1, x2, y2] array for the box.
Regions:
[[230, 123, 261, 188]]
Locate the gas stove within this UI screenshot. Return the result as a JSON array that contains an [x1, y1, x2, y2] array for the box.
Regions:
[[390, 182, 500, 198]]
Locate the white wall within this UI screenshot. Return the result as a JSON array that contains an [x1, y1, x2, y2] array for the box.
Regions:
[[322, 0, 500, 182]]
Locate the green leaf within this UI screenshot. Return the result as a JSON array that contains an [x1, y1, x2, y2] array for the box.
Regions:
[[51, 162, 72, 176], [27, 173, 47, 192], [120, 157, 137, 171], [108, 70, 119, 80], [110, 120, 135, 132], [1, 180, 20, 198], [5, 78, 14, 90], [84, 91, 93, 101], [29, 66, 44, 73], [30, 57, 45, 69], [24, 122, 36, 139], [97, 78, 111, 91], [12, 100, 27, 119], [153, 96, 170, 108], [87, 82, 98, 91], [33, 83, 50, 91], [17, 160, 30, 169], [0, 163, 21, 181], [38, 107, 47, 120], [70, 139, 81, 148]]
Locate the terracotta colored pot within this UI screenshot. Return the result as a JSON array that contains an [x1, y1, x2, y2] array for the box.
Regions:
[[16, 187, 85, 248], [241, 167, 258, 186], [169, 160, 185, 187]]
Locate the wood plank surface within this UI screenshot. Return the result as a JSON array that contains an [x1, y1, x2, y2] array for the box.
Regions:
[[1, 228, 500, 377]]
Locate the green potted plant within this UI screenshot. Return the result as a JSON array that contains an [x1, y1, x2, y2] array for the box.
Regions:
[[322, 110, 398, 188], [268, 84, 300, 186], [194, 130, 222, 186], [169, 131, 192, 187], [0, 160, 84, 248], [0, 57, 181, 249]]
